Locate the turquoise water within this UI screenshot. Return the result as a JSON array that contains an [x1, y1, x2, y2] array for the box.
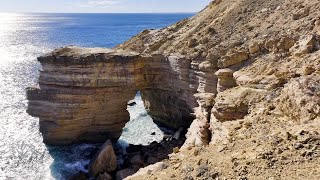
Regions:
[[0, 13, 192, 179]]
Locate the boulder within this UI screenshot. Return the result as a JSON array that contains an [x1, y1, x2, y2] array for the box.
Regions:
[[278, 36, 296, 50], [248, 42, 260, 54], [212, 87, 268, 121], [292, 7, 310, 20], [290, 35, 319, 56], [97, 173, 113, 180], [130, 154, 144, 166], [277, 75, 320, 123], [215, 69, 237, 92], [89, 140, 117, 177], [172, 128, 184, 140], [116, 169, 136, 180], [125, 162, 169, 179], [218, 50, 249, 68], [146, 156, 158, 164]]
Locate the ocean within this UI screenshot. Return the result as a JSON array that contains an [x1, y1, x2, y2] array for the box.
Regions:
[[0, 13, 192, 179]]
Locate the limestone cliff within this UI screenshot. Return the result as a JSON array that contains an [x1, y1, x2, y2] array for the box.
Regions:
[[27, 0, 320, 178], [122, 0, 320, 179], [27, 47, 200, 145]]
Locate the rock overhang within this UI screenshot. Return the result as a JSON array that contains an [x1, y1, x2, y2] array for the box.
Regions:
[[27, 46, 198, 145]]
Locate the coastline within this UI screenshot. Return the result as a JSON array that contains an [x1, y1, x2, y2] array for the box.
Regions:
[[24, 0, 320, 179]]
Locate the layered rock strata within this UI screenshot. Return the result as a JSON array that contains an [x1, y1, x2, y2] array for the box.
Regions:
[[27, 47, 140, 144], [27, 47, 214, 145], [119, 0, 320, 179], [24, 0, 320, 179]]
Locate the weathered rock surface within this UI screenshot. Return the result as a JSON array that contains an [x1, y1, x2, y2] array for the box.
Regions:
[[117, 0, 320, 179], [27, 47, 206, 144], [290, 35, 320, 56], [183, 93, 215, 148], [89, 140, 117, 177], [215, 68, 236, 92], [27, 47, 140, 144], [276, 75, 320, 123], [212, 87, 268, 121], [27, 0, 320, 179]]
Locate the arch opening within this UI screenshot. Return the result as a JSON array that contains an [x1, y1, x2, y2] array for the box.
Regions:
[[119, 91, 164, 146]]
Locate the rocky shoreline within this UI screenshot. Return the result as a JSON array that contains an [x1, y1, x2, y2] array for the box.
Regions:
[[27, 0, 320, 179], [69, 127, 186, 180]]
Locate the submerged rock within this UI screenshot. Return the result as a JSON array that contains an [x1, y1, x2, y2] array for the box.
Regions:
[[127, 102, 137, 106], [89, 140, 117, 177]]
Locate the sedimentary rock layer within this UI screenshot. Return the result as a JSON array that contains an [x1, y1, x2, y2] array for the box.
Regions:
[[27, 0, 320, 152], [27, 47, 141, 144], [27, 47, 217, 145]]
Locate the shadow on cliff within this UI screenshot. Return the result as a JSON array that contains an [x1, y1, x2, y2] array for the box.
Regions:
[[109, 91, 189, 179], [117, 128, 187, 169], [45, 91, 189, 180]]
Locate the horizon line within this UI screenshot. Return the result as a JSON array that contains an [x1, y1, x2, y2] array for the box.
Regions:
[[0, 11, 197, 14]]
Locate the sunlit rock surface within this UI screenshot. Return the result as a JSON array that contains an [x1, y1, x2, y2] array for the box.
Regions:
[[27, 46, 216, 145]]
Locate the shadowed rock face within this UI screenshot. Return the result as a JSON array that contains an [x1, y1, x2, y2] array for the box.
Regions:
[[27, 46, 213, 145]]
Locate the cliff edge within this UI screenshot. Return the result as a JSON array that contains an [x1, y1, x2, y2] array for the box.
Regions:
[[124, 0, 320, 179], [27, 0, 320, 179]]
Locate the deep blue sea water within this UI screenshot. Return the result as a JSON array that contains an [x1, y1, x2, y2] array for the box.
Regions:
[[0, 13, 192, 179]]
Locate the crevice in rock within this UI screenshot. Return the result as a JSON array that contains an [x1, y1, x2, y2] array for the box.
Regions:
[[205, 105, 214, 143]]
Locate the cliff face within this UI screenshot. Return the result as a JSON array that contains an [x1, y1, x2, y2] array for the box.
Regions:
[[27, 47, 204, 144], [27, 48, 140, 144], [123, 0, 320, 179], [118, 0, 320, 145], [27, 0, 320, 178]]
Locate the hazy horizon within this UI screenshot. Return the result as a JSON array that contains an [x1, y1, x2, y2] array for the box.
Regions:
[[0, 12, 197, 14], [0, 0, 212, 13]]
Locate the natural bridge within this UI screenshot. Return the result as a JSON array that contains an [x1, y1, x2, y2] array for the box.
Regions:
[[26, 46, 218, 145]]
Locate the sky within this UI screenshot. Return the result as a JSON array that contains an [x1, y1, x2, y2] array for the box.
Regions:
[[0, 0, 212, 13]]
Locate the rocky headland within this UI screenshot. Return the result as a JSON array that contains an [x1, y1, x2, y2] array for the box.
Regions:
[[27, 0, 320, 179]]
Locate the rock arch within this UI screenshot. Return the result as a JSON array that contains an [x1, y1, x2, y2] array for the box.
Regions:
[[27, 46, 209, 145]]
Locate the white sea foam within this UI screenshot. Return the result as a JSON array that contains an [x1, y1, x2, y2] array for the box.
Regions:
[[119, 92, 164, 146]]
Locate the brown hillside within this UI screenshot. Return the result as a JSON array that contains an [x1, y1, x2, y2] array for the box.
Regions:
[[122, 0, 320, 179]]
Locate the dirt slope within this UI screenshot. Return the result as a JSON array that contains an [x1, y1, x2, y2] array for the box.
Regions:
[[121, 0, 320, 179]]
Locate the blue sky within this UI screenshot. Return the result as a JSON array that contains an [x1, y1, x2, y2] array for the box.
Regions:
[[0, 0, 212, 13]]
